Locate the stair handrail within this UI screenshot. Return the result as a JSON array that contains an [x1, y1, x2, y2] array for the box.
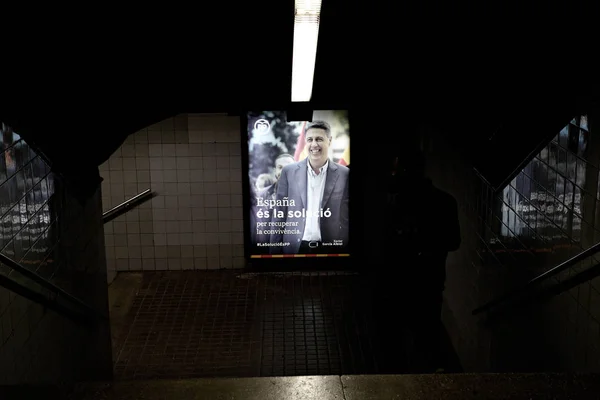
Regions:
[[102, 188, 154, 224], [0, 272, 98, 327], [0, 252, 107, 322], [472, 241, 600, 315]]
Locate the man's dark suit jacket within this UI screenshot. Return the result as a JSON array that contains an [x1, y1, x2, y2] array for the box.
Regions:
[[269, 158, 349, 254]]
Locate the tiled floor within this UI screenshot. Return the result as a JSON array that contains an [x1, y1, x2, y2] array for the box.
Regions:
[[110, 270, 455, 380]]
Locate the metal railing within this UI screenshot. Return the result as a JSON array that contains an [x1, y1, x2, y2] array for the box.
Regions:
[[0, 273, 97, 327], [0, 189, 155, 327], [102, 188, 155, 224], [472, 241, 600, 316], [0, 253, 107, 327]]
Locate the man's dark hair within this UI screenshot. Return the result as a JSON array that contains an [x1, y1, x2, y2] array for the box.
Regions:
[[305, 120, 331, 138]]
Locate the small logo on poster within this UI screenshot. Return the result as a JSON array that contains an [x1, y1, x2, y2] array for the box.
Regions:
[[254, 119, 271, 135]]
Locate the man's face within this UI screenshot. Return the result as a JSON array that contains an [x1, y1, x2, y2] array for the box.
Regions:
[[305, 128, 331, 166], [275, 156, 294, 180]]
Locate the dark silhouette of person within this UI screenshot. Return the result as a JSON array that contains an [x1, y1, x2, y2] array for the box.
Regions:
[[374, 146, 461, 373]]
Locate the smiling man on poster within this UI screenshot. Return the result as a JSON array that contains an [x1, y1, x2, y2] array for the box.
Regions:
[[268, 120, 349, 254]]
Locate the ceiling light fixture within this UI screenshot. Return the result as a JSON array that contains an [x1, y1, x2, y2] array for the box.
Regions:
[[291, 0, 322, 102]]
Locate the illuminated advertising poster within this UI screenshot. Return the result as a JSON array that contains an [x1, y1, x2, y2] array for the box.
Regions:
[[246, 111, 350, 258]]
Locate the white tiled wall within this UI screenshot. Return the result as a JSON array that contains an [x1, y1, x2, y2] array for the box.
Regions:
[[100, 113, 246, 278]]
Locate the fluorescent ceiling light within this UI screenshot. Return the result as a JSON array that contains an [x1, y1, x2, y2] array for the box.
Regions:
[[292, 0, 322, 102]]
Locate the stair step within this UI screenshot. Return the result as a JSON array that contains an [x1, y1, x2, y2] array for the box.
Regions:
[[68, 373, 600, 399]]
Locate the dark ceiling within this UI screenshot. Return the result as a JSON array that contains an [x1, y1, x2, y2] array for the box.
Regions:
[[1, 2, 597, 190]]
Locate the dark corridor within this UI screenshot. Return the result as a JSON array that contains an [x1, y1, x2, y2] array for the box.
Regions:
[[109, 270, 461, 380]]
